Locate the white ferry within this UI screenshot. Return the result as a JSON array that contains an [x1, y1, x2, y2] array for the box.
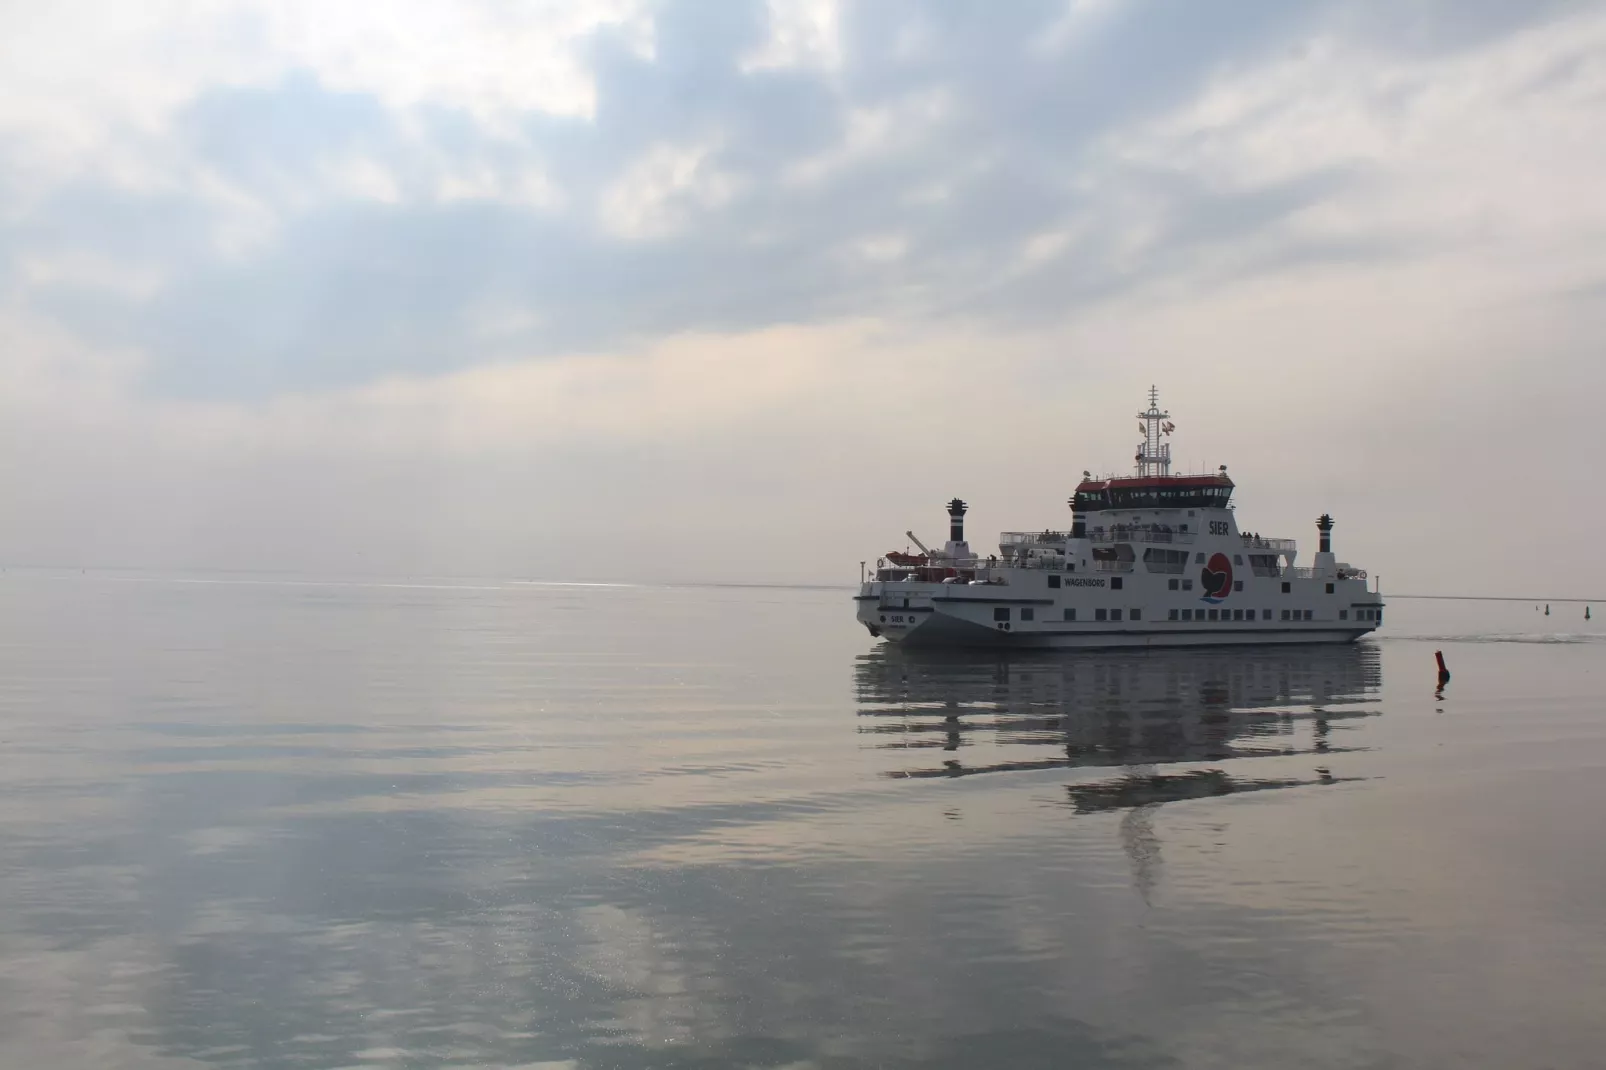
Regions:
[[855, 389, 1384, 648]]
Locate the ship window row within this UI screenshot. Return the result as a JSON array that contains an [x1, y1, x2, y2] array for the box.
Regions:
[[1143, 548, 1189, 574], [998, 606, 1364, 624], [1166, 576, 1243, 593], [993, 606, 1171, 623], [1166, 608, 1273, 622], [1092, 488, 1233, 510], [1186, 552, 1250, 566]]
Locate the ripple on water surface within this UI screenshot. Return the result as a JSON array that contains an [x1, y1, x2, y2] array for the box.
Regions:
[[0, 573, 1604, 1068]]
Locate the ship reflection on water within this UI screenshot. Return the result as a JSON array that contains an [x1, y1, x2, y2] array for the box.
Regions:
[[854, 643, 1382, 811]]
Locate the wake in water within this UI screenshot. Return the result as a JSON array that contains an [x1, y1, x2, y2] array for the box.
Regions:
[[1382, 632, 1604, 644]]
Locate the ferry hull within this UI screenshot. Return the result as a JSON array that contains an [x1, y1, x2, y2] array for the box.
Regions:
[[856, 597, 1373, 650], [888, 621, 1368, 651]]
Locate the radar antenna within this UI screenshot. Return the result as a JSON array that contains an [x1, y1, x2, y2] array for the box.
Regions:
[[1135, 385, 1173, 477]]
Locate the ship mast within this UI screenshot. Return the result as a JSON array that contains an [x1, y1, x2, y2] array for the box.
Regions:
[[1135, 385, 1173, 477]]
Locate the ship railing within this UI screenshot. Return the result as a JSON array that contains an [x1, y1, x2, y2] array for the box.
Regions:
[[1238, 536, 1297, 552], [1000, 528, 1200, 547], [1087, 528, 1196, 546], [1281, 565, 1368, 581], [873, 550, 1099, 584], [999, 531, 1072, 548]]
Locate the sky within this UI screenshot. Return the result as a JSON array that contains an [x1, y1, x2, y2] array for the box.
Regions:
[[1, 0, 1603, 593]]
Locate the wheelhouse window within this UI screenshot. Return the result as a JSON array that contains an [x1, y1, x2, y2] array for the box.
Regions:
[[1143, 548, 1189, 575], [1248, 554, 1281, 577], [1073, 489, 1106, 510]]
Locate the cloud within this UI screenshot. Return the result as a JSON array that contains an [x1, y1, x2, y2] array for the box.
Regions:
[[1, 0, 1541, 399], [1, 0, 1605, 589]]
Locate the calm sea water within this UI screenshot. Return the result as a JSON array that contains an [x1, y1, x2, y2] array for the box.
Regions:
[[0, 570, 1603, 1069]]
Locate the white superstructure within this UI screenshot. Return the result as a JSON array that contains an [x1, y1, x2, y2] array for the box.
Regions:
[[854, 388, 1384, 649]]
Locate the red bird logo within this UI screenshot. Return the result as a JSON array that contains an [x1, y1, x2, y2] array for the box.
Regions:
[[1200, 553, 1233, 603]]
